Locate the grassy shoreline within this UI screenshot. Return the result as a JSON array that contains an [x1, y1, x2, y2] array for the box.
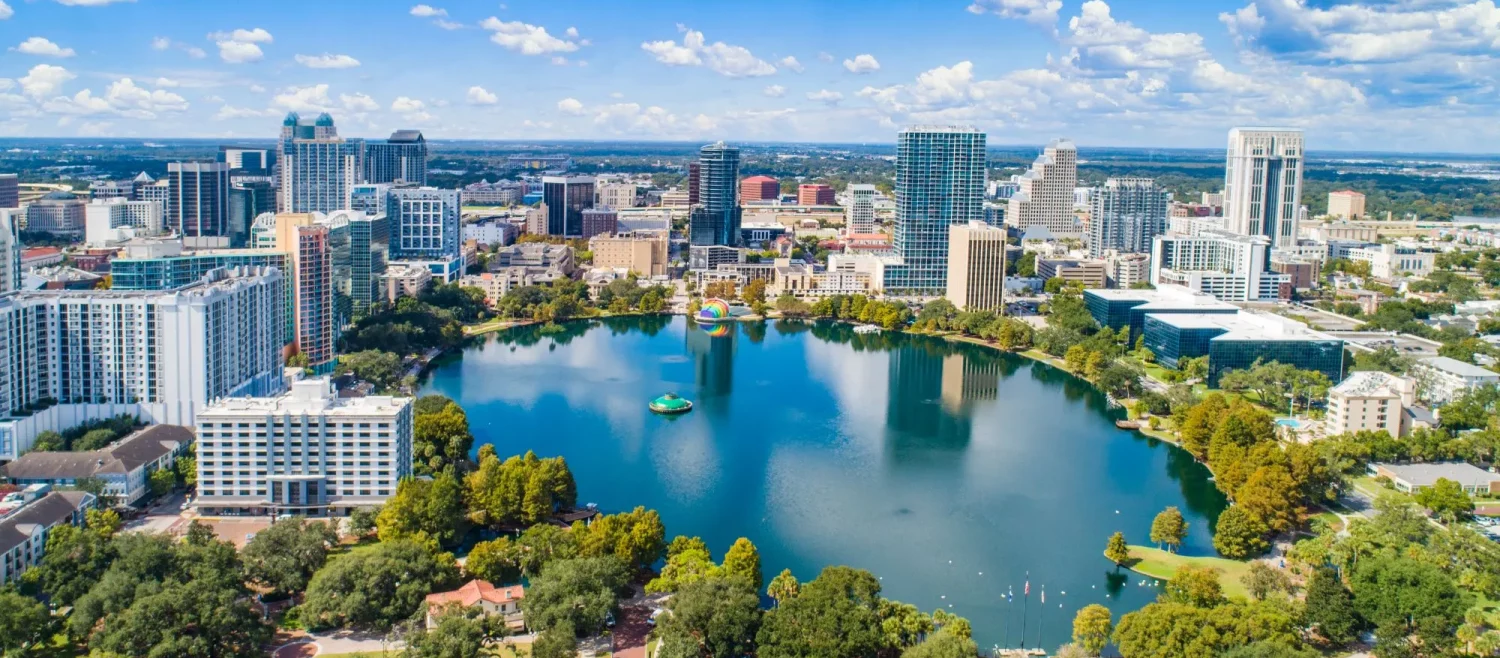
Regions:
[[1118, 545, 1253, 599]]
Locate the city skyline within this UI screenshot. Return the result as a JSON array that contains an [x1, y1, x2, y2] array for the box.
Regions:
[[0, 1, 1493, 152]]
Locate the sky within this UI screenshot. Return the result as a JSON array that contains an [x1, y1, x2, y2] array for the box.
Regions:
[[0, 0, 1498, 152]]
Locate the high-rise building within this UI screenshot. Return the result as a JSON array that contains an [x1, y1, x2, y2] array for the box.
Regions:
[[1006, 139, 1078, 238], [0, 174, 18, 209], [278, 113, 365, 214], [229, 180, 276, 248], [846, 184, 877, 234], [1224, 128, 1303, 248], [194, 377, 412, 517], [346, 211, 389, 314], [689, 142, 742, 247], [0, 267, 287, 458], [350, 183, 392, 216], [740, 176, 779, 202], [687, 162, 701, 206], [167, 162, 231, 244], [542, 176, 595, 237], [1150, 230, 1288, 301], [220, 145, 274, 174], [389, 187, 461, 260], [365, 130, 427, 185], [0, 209, 19, 294], [275, 214, 336, 374], [84, 198, 163, 247], [798, 184, 835, 206], [1087, 177, 1168, 258], [1327, 189, 1366, 220], [598, 182, 638, 210], [22, 192, 87, 237], [946, 221, 1007, 311], [581, 207, 618, 239], [884, 126, 986, 292]]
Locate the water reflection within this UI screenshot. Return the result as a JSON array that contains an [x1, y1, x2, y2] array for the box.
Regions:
[[686, 321, 735, 401]]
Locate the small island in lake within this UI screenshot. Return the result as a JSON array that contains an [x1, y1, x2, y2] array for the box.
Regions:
[[649, 393, 694, 414]]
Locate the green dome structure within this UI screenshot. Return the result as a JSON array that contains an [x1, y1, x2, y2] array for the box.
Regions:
[[649, 393, 693, 414]]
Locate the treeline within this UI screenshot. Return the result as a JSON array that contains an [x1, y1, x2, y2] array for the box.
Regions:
[[495, 278, 669, 324], [30, 413, 138, 452], [341, 283, 489, 357]]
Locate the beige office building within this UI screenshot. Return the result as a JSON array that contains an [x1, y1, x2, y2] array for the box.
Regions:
[[1327, 190, 1366, 220], [589, 230, 669, 277], [945, 221, 1007, 311], [1326, 371, 1415, 437]]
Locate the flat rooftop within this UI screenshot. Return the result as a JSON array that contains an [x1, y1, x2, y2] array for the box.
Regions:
[[1376, 462, 1498, 488], [1417, 356, 1500, 378], [1149, 311, 1340, 342], [1085, 285, 1239, 311], [1327, 331, 1442, 356]]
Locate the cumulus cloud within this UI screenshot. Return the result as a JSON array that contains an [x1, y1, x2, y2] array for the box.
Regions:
[[557, 97, 585, 115], [467, 86, 498, 105], [480, 18, 580, 55], [211, 27, 272, 64], [807, 89, 844, 104], [967, 0, 1063, 28], [779, 56, 804, 72], [409, 4, 446, 17], [340, 92, 379, 112], [295, 53, 361, 69], [763, 84, 786, 97], [271, 84, 334, 113], [390, 96, 434, 121], [0, 1, 12, 19], [19, 64, 73, 99], [641, 26, 777, 77], [843, 54, 880, 74], [42, 77, 187, 120], [15, 37, 75, 57], [152, 77, 178, 88], [151, 36, 169, 50]]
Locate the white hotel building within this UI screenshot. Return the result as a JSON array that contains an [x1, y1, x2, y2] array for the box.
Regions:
[[194, 377, 413, 517], [0, 267, 286, 460], [1150, 229, 1288, 302]]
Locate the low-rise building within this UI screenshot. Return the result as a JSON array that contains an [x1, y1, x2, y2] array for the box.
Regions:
[[1150, 230, 1288, 301], [463, 220, 519, 246], [194, 377, 412, 517], [1142, 310, 1345, 386], [425, 580, 525, 631], [1327, 190, 1367, 220], [1036, 258, 1107, 289], [383, 263, 432, 302], [689, 245, 744, 271], [0, 486, 95, 585], [1084, 285, 1239, 341], [1104, 251, 1151, 289], [946, 221, 1007, 311], [769, 259, 872, 300], [1370, 462, 1499, 495], [1326, 371, 1416, 438], [492, 243, 575, 274], [1, 425, 191, 505], [1347, 243, 1436, 280], [590, 231, 669, 277], [1412, 356, 1500, 405]]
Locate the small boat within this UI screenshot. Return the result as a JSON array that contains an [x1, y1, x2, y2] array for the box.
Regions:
[[649, 393, 694, 414], [854, 324, 882, 334]]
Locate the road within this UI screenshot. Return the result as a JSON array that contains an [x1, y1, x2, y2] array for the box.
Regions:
[[611, 604, 651, 658]]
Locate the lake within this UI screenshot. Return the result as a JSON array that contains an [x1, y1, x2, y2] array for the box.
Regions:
[[421, 316, 1227, 651]]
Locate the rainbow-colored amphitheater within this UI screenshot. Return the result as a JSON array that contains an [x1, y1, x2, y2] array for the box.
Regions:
[[698, 298, 731, 321]]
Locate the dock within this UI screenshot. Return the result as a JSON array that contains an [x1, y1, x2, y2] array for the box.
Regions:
[[1115, 420, 1142, 429]]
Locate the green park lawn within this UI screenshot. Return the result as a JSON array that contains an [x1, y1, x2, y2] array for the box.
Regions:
[[1121, 545, 1253, 600]]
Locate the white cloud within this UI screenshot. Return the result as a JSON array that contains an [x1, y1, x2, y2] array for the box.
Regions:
[[215, 104, 278, 120], [186, 46, 206, 59], [271, 84, 334, 113], [391, 96, 432, 122], [433, 19, 463, 30], [340, 92, 379, 112], [763, 84, 786, 97], [641, 27, 777, 77], [807, 89, 844, 104], [151, 36, 169, 50], [557, 97, 585, 115], [843, 54, 881, 74], [295, 53, 361, 69], [818, 52, 834, 63], [967, 0, 1063, 28], [249, 84, 266, 93], [409, 4, 446, 17], [76, 121, 112, 136], [19, 64, 73, 99], [41, 77, 187, 120], [152, 77, 179, 88], [0, 1, 11, 19], [211, 28, 272, 63], [565, 26, 579, 38], [467, 86, 498, 105], [480, 18, 580, 55], [15, 37, 75, 57], [209, 28, 273, 43], [779, 56, 804, 73]]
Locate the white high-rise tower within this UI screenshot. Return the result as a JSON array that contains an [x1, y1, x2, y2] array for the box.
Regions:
[[1224, 128, 1303, 249], [1005, 139, 1079, 238]]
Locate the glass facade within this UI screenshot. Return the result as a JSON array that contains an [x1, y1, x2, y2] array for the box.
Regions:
[[349, 214, 389, 314], [111, 252, 293, 343], [884, 126, 986, 292], [390, 188, 460, 260], [689, 143, 741, 247], [1142, 317, 1222, 369], [1208, 339, 1344, 388], [167, 162, 231, 238], [543, 177, 595, 238], [364, 132, 427, 185]]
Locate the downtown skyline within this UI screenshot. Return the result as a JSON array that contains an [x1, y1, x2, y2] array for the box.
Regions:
[[0, 0, 1494, 152]]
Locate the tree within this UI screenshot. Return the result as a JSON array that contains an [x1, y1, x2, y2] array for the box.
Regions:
[[147, 467, 176, 498], [87, 580, 272, 658], [241, 518, 339, 595], [1148, 507, 1187, 553], [1104, 531, 1130, 568], [377, 473, 467, 547], [348, 507, 378, 538], [465, 537, 521, 584], [1096, 360, 1144, 397], [75, 428, 119, 451], [657, 577, 763, 658], [573, 506, 666, 572], [513, 523, 577, 577], [1161, 565, 1224, 608], [402, 605, 505, 658], [31, 430, 63, 451], [522, 556, 630, 635], [767, 568, 800, 607], [531, 621, 578, 658], [722, 537, 763, 591], [1213, 506, 1269, 559], [756, 566, 885, 658], [1413, 477, 1474, 523], [86, 507, 121, 537], [336, 349, 404, 391], [743, 279, 768, 307], [1350, 556, 1468, 632], [1071, 604, 1113, 656], [900, 629, 978, 658], [30, 523, 114, 605], [0, 590, 51, 655], [1303, 567, 1359, 646], [1113, 601, 1301, 658], [412, 398, 475, 475], [1240, 562, 1291, 602], [646, 544, 718, 594], [300, 540, 460, 630], [1220, 642, 1322, 658]]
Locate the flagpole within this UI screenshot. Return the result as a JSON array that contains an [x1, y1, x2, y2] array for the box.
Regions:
[[1037, 585, 1045, 652], [1020, 572, 1030, 650], [1003, 588, 1012, 650]]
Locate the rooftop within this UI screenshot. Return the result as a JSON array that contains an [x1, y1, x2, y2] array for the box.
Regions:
[[1332, 371, 1412, 398], [1, 425, 191, 480], [1150, 310, 1340, 342], [426, 580, 524, 607], [1084, 285, 1238, 311], [0, 491, 94, 555], [1417, 356, 1500, 378], [1376, 462, 1498, 488], [199, 378, 411, 418]]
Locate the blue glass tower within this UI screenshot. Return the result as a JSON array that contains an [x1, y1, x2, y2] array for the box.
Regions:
[[884, 126, 987, 293]]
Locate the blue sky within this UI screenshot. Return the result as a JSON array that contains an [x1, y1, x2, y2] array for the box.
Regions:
[[0, 0, 1497, 152]]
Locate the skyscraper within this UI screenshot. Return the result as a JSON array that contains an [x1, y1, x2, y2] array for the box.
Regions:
[[0, 174, 18, 209], [275, 213, 336, 374], [347, 211, 389, 314], [689, 142, 741, 247], [390, 187, 462, 260], [278, 113, 365, 214], [229, 180, 276, 248], [687, 162, 701, 206], [365, 130, 427, 185], [1087, 177, 1168, 258], [542, 176, 595, 237], [847, 184, 877, 234], [946, 221, 1007, 311], [0, 209, 19, 295], [1005, 139, 1078, 238], [884, 126, 986, 292], [1224, 128, 1304, 248], [167, 162, 231, 245]]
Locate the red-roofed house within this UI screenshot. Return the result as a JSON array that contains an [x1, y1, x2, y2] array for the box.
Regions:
[[425, 580, 525, 630]]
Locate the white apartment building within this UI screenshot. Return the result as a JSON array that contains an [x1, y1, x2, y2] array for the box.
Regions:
[[1006, 139, 1079, 238], [0, 267, 286, 459], [1105, 251, 1151, 289], [598, 182, 638, 210], [195, 377, 413, 517], [1150, 229, 1287, 301], [946, 221, 1008, 311], [1326, 371, 1416, 438], [846, 184, 877, 234], [1224, 128, 1304, 248], [1347, 243, 1436, 280], [0, 209, 18, 295], [85, 198, 164, 247], [1412, 356, 1500, 406], [1327, 190, 1366, 220]]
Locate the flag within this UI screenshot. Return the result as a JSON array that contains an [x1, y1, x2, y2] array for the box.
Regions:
[[1041, 588, 1045, 604], [1024, 580, 1030, 596]]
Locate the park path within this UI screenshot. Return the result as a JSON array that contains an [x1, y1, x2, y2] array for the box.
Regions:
[[611, 604, 651, 658]]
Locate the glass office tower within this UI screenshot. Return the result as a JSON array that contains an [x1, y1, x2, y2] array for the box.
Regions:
[[884, 126, 986, 292], [688, 142, 741, 247]]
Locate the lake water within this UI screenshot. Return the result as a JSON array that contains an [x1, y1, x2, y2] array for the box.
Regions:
[[421, 316, 1227, 651]]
